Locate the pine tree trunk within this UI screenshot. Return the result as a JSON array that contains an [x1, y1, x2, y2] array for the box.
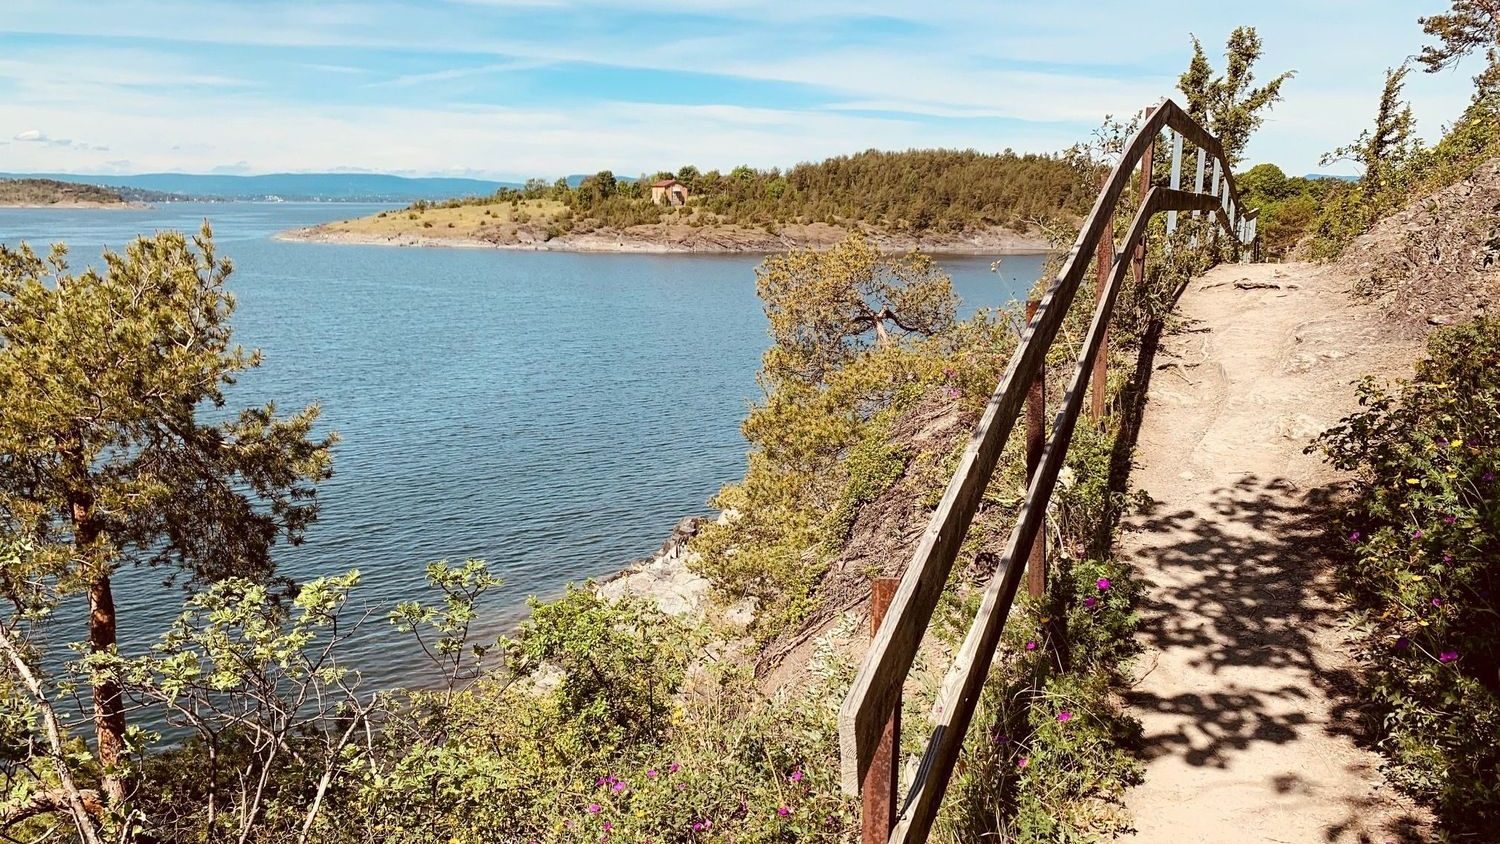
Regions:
[[88, 573, 128, 805], [69, 480, 128, 807]]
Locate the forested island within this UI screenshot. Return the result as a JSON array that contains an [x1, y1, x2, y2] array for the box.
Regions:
[[0, 178, 129, 208], [281, 149, 1093, 253]]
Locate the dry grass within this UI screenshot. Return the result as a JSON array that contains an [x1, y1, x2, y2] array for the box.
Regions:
[[319, 199, 569, 240]]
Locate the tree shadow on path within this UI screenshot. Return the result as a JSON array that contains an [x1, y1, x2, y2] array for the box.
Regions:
[[1126, 475, 1427, 842]]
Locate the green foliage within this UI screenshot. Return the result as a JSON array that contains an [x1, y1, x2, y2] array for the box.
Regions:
[[390, 559, 503, 691], [692, 236, 1013, 635], [1232, 164, 1342, 259], [359, 588, 856, 843], [1177, 28, 1295, 167], [1316, 318, 1500, 836], [415, 149, 1093, 235], [936, 408, 1145, 843], [1419, 0, 1500, 95], [1322, 65, 1421, 193], [0, 226, 336, 802], [0, 178, 125, 206]]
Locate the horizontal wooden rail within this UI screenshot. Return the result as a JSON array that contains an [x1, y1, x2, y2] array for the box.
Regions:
[[838, 98, 1259, 843]]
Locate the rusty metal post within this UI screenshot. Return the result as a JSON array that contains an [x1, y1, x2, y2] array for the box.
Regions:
[[1023, 299, 1047, 600], [862, 577, 901, 843]]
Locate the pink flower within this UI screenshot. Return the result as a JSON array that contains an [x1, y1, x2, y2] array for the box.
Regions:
[[676, 782, 686, 791], [1395, 636, 1411, 650], [1083, 597, 1098, 608], [1443, 514, 1456, 525], [1017, 756, 1030, 768], [669, 762, 681, 773], [789, 768, 804, 783], [1057, 710, 1073, 722], [1025, 640, 1038, 652], [1412, 529, 1424, 539], [1349, 530, 1361, 542], [588, 803, 602, 815], [613, 781, 627, 792], [1439, 650, 1459, 663], [1431, 598, 1443, 608], [1483, 471, 1495, 482], [777, 806, 791, 817], [603, 821, 614, 832], [646, 768, 659, 778], [1096, 577, 1111, 591]]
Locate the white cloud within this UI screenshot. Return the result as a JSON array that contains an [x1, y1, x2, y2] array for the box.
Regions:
[[14, 129, 47, 142], [0, 0, 1484, 176]]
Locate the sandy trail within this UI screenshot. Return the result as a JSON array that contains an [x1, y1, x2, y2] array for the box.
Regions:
[[1118, 262, 1430, 842]]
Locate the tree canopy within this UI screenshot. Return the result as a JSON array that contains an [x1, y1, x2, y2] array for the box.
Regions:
[[0, 227, 335, 805], [1178, 27, 1295, 167]]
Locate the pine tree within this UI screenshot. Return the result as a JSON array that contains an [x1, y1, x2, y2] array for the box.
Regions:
[[0, 227, 335, 805], [1321, 64, 1420, 194], [1178, 28, 1295, 166]]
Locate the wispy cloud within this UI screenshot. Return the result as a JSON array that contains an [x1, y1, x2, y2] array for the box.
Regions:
[[0, 0, 1481, 177]]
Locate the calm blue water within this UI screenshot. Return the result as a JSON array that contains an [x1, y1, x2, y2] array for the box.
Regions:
[[0, 203, 1045, 686]]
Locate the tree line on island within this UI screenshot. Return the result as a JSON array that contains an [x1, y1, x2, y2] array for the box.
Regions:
[[414, 148, 1100, 237]]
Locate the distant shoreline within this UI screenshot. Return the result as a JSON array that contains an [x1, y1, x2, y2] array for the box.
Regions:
[[275, 222, 1054, 256], [0, 200, 146, 210]]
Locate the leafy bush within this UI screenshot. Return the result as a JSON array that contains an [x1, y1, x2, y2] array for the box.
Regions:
[[1317, 317, 1500, 835]]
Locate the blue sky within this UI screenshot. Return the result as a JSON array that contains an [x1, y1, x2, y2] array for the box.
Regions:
[[0, 0, 1482, 179]]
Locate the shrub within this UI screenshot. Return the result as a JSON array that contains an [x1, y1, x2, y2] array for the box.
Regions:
[[1317, 317, 1500, 835]]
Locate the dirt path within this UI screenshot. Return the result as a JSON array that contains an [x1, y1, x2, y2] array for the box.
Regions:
[[1118, 262, 1430, 842]]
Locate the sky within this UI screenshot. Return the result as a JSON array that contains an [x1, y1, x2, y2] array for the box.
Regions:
[[0, 0, 1484, 181]]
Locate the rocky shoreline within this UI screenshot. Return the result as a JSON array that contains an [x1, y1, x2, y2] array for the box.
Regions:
[[277, 220, 1053, 255], [595, 514, 755, 627]]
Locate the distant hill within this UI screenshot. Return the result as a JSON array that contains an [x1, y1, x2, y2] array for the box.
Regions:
[[0, 177, 127, 206], [0, 172, 522, 202], [1304, 173, 1360, 182]]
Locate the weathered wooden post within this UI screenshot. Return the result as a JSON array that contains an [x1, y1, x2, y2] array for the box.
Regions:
[[1024, 300, 1046, 599], [861, 577, 901, 844]]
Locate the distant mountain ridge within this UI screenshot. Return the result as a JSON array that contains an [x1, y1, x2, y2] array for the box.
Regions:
[[0, 172, 522, 202]]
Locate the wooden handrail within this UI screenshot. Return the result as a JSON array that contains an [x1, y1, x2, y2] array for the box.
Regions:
[[837, 98, 1257, 843]]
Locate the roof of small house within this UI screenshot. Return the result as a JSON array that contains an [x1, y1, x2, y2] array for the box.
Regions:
[[652, 179, 681, 188]]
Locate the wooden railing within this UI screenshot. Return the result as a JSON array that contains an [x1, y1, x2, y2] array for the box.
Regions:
[[837, 98, 1258, 843]]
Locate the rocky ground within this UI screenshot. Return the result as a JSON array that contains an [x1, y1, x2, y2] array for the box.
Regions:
[[280, 219, 1051, 255], [1336, 158, 1500, 333]]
